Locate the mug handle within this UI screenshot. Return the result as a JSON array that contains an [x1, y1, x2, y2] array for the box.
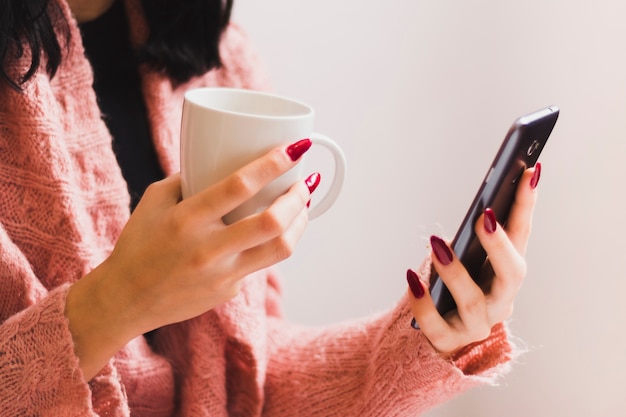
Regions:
[[307, 133, 347, 219]]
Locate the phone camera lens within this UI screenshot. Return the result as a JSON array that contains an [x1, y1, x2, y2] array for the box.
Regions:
[[527, 140, 540, 156]]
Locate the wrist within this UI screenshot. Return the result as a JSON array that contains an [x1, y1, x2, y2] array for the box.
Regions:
[[65, 260, 143, 380]]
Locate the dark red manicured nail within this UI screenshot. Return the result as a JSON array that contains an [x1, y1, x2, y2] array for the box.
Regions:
[[484, 208, 497, 234], [305, 172, 321, 194], [406, 269, 425, 299], [430, 235, 453, 266], [530, 162, 542, 189], [286, 138, 312, 161]]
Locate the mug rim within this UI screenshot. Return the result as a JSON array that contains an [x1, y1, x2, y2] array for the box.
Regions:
[[184, 87, 314, 120]]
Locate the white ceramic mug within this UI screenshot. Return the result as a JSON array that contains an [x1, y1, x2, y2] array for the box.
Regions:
[[180, 87, 347, 224]]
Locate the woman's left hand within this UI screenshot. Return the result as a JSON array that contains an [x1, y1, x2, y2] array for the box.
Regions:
[[406, 164, 541, 355]]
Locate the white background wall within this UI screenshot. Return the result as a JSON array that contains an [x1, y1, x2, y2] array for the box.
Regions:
[[234, 1, 626, 416]]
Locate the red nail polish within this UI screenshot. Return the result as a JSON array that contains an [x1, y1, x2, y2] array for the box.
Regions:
[[530, 162, 542, 189], [484, 208, 497, 234], [286, 138, 312, 161], [305, 172, 321, 194], [430, 235, 453, 266], [406, 269, 425, 299]]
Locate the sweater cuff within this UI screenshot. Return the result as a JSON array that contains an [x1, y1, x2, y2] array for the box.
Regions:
[[0, 284, 93, 416], [451, 322, 520, 378], [397, 293, 519, 382]]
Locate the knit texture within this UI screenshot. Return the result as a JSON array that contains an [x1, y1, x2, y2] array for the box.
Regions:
[[0, 1, 517, 415]]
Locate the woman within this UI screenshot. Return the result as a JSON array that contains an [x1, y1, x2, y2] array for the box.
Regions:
[[0, 0, 540, 415]]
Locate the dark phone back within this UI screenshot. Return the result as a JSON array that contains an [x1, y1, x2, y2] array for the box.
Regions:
[[430, 106, 559, 317]]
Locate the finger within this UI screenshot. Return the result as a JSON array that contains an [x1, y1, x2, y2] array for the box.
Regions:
[[406, 269, 457, 348], [505, 163, 541, 256], [182, 139, 311, 219], [233, 206, 309, 276], [474, 209, 526, 320], [429, 235, 490, 335], [136, 173, 183, 210], [220, 174, 314, 253]]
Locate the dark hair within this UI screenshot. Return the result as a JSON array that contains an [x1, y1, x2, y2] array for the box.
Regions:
[[0, 0, 234, 91], [138, 0, 234, 84], [0, 0, 68, 91]]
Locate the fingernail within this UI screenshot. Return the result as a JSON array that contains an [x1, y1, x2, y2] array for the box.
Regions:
[[430, 235, 453, 266], [305, 172, 321, 194], [530, 162, 542, 189], [286, 138, 312, 161], [406, 269, 425, 299], [410, 318, 421, 330], [484, 208, 497, 234]]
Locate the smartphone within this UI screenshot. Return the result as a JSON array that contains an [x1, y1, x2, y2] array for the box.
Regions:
[[429, 106, 559, 317]]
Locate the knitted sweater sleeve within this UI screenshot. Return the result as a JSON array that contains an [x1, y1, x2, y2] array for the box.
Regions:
[[262, 267, 517, 416], [0, 230, 95, 416]]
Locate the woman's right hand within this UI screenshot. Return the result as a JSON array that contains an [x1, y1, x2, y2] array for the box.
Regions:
[[66, 140, 317, 380]]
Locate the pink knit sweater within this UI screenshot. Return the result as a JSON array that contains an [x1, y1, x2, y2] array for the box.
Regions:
[[0, 1, 517, 416]]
